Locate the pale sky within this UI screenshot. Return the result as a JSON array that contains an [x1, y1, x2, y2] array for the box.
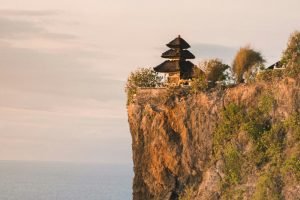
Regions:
[[0, 0, 299, 164]]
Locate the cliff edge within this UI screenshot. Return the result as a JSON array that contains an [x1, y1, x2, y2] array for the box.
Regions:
[[127, 78, 300, 200]]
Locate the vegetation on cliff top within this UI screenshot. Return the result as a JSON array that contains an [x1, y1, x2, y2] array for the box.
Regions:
[[125, 67, 162, 104], [126, 31, 300, 106]]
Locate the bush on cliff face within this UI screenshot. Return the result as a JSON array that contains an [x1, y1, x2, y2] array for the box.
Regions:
[[282, 156, 300, 181], [253, 171, 283, 200], [284, 112, 300, 141], [212, 92, 297, 198], [223, 145, 242, 187], [125, 67, 163, 104], [232, 46, 265, 83], [213, 103, 245, 155], [282, 112, 300, 182], [178, 185, 196, 200]]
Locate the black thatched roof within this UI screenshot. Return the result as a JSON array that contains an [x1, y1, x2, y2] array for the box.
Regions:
[[267, 61, 282, 69], [166, 35, 191, 49], [161, 49, 195, 59], [154, 60, 194, 73]]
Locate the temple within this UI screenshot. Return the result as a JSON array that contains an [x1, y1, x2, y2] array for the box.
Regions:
[[154, 35, 196, 85]]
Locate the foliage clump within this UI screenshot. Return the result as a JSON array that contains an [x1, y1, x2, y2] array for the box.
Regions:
[[213, 103, 245, 155], [282, 156, 300, 181], [125, 67, 162, 104], [281, 31, 300, 77], [190, 67, 208, 93], [190, 59, 230, 93], [212, 92, 293, 198], [232, 46, 265, 83], [281, 31, 300, 65], [284, 112, 300, 141], [242, 93, 275, 142], [222, 145, 242, 187], [283, 35, 300, 78], [200, 59, 230, 85], [178, 185, 195, 200], [253, 172, 283, 200], [256, 69, 284, 82], [282, 113, 300, 182]]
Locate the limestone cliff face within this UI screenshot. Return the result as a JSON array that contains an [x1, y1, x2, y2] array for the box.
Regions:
[[127, 78, 300, 200]]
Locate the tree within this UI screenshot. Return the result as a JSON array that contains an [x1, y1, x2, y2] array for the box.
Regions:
[[125, 67, 163, 104], [281, 31, 300, 77], [281, 31, 300, 64], [232, 46, 265, 83], [200, 59, 229, 85]]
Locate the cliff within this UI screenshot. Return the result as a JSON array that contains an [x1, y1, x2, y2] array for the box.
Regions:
[[127, 78, 300, 200]]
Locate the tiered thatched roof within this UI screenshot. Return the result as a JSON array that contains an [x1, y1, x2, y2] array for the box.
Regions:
[[154, 60, 194, 73], [166, 35, 191, 49], [154, 35, 195, 80], [161, 49, 195, 59]]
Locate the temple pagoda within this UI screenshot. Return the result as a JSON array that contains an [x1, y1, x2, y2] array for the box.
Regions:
[[154, 35, 196, 85]]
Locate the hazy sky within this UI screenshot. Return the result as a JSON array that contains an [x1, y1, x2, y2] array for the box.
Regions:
[[0, 0, 299, 164]]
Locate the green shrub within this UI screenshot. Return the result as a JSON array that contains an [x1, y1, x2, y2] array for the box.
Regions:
[[213, 92, 287, 196], [213, 103, 245, 155], [256, 69, 284, 82], [284, 112, 300, 141], [261, 123, 285, 166], [252, 172, 283, 200], [242, 93, 274, 141], [257, 92, 275, 114], [281, 31, 300, 77], [190, 67, 208, 93], [281, 31, 300, 66], [214, 93, 275, 155], [223, 145, 242, 187], [245, 116, 284, 168], [125, 67, 163, 105], [199, 59, 230, 86], [282, 156, 300, 181], [242, 108, 269, 141]]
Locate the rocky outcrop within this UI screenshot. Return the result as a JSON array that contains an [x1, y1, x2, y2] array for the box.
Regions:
[[127, 78, 300, 200]]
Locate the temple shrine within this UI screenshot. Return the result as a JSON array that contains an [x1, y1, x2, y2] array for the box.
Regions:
[[154, 35, 196, 85]]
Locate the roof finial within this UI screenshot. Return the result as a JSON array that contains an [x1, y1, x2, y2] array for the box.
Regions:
[[178, 34, 181, 38]]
